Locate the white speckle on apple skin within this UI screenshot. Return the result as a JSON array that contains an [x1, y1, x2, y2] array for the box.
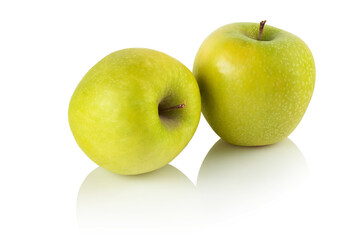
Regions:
[[193, 22, 315, 146], [69, 48, 202, 175]]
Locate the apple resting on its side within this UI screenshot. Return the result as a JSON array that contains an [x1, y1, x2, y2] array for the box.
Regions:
[[193, 21, 315, 146], [69, 48, 201, 175]]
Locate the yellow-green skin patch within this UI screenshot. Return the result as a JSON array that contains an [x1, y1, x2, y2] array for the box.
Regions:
[[193, 23, 315, 146], [69, 48, 201, 175]]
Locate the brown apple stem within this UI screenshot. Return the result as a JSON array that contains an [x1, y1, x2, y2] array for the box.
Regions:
[[159, 100, 186, 113], [258, 20, 267, 40]]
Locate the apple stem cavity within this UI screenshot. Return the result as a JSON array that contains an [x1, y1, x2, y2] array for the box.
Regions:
[[258, 20, 267, 41], [159, 100, 186, 113]]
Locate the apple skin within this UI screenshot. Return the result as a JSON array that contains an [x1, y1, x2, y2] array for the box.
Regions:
[[193, 22, 315, 146], [69, 48, 201, 175]]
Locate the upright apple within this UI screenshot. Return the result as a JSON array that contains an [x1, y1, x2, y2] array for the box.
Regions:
[[193, 21, 315, 146], [69, 48, 201, 175]]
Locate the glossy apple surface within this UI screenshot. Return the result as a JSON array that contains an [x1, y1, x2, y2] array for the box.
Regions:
[[193, 22, 315, 146], [69, 48, 201, 175]]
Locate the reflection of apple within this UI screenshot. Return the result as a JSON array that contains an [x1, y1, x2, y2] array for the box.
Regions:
[[77, 165, 197, 229], [193, 21, 316, 146], [197, 138, 308, 216], [69, 48, 201, 175]]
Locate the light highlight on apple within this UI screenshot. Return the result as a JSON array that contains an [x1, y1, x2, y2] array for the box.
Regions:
[[69, 48, 201, 175]]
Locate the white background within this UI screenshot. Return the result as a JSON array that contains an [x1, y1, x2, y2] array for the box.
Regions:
[[1, 0, 359, 239]]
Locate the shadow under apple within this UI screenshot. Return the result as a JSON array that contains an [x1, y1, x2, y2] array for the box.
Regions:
[[196, 138, 309, 217], [77, 165, 198, 230]]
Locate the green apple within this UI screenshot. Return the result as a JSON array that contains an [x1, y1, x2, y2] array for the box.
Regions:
[[69, 48, 201, 175], [193, 21, 315, 146]]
